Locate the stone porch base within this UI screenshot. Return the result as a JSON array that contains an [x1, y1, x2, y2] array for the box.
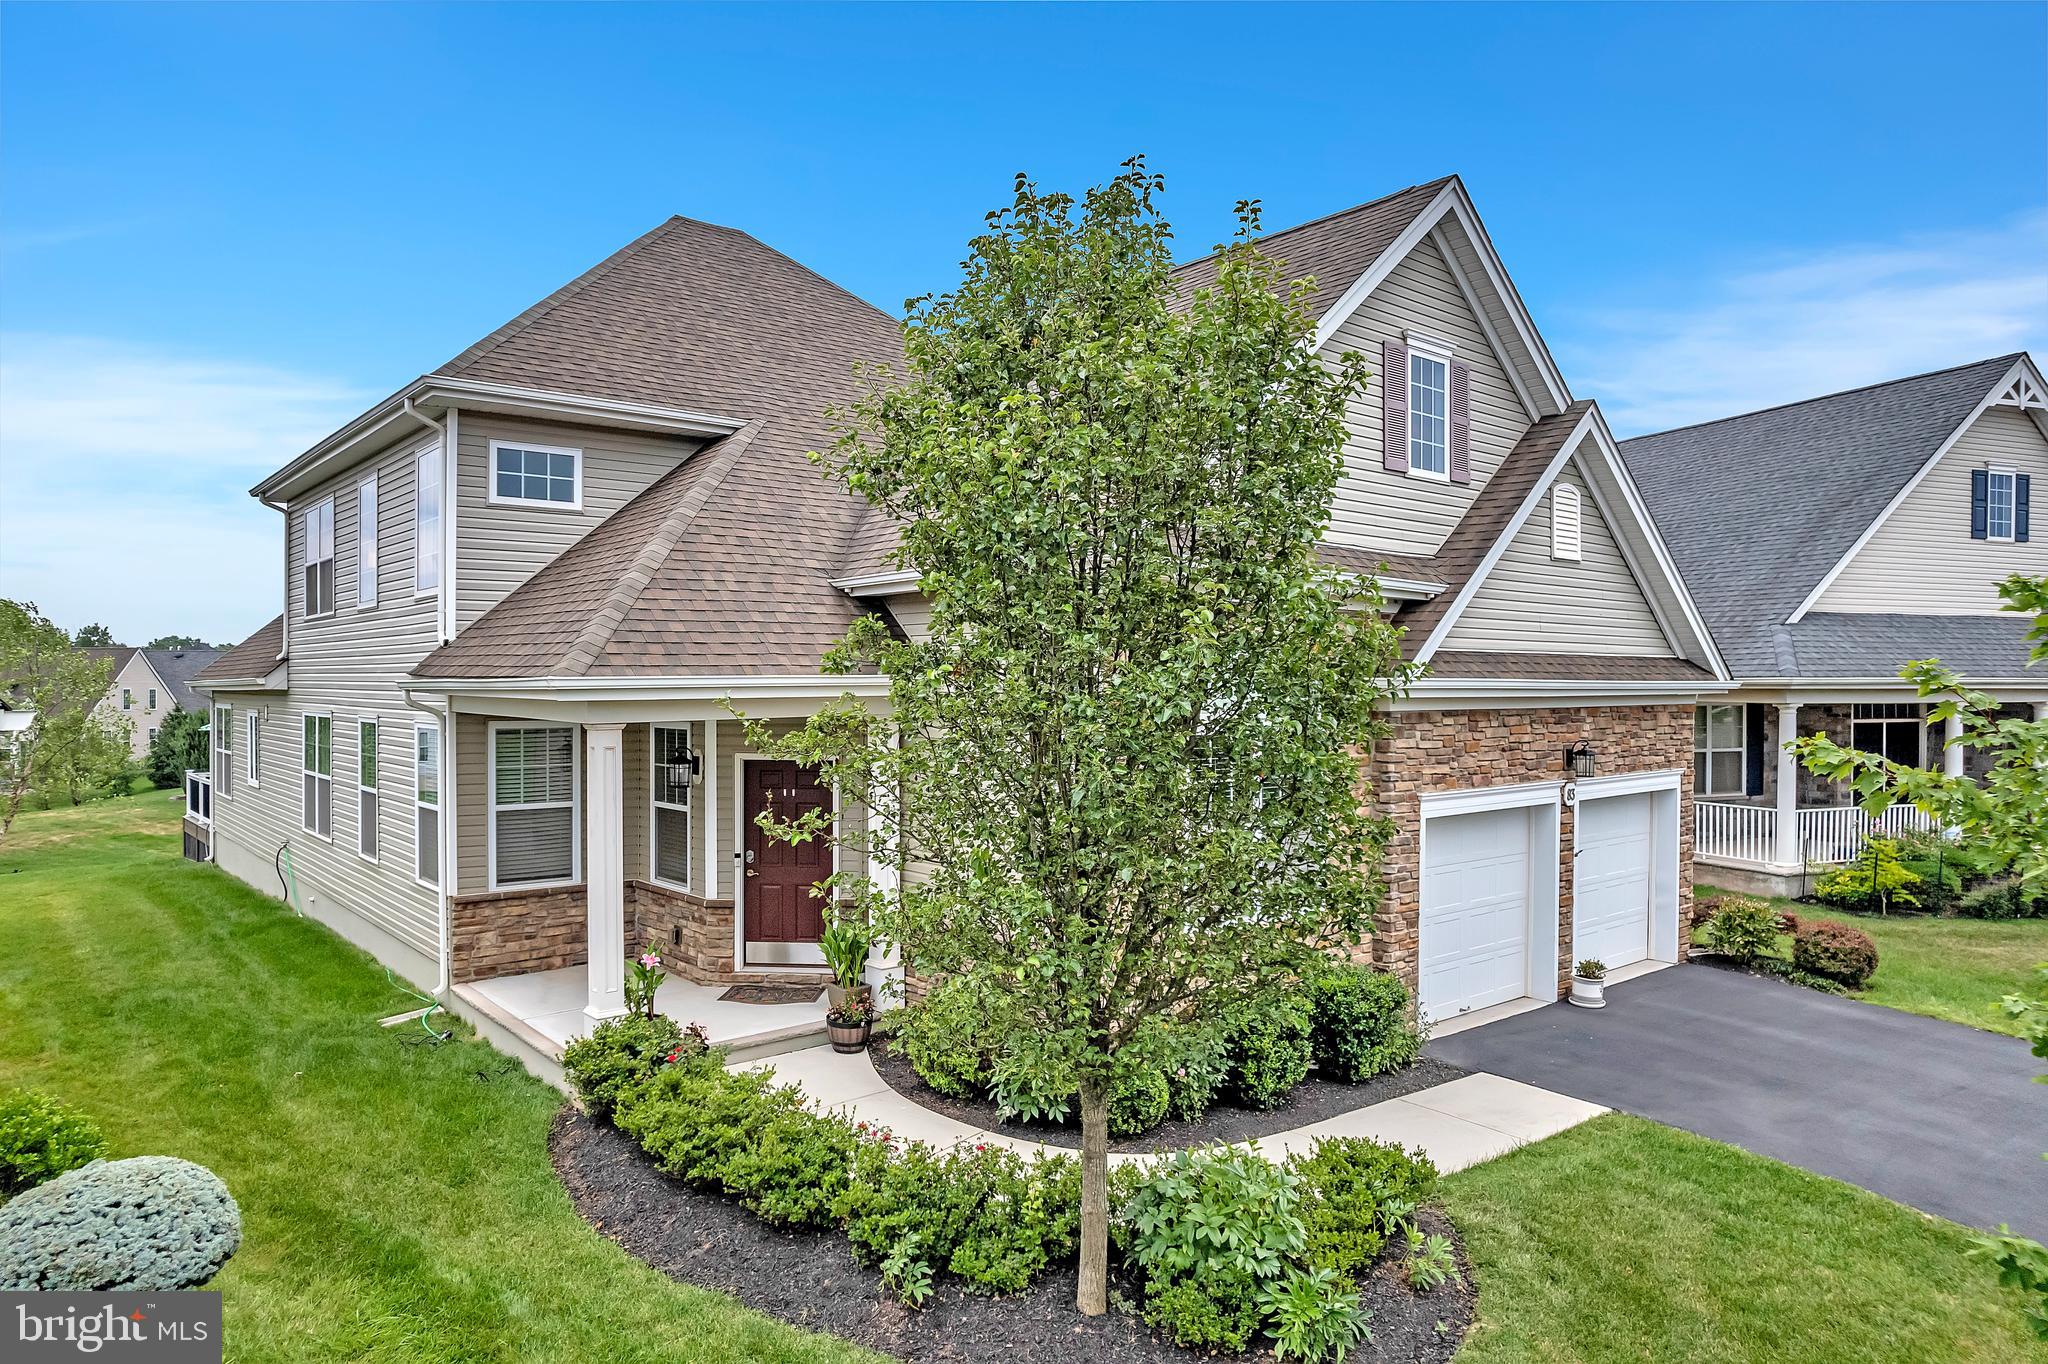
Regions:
[[1693, 858, 1816, 901]]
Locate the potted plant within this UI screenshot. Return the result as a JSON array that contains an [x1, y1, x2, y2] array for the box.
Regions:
[[826, 993, 875, 1053], [820, 917, 871, 1013], [1569, 958, 1606, 1009]]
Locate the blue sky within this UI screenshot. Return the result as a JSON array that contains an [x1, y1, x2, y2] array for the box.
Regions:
[[2, 2, 2043, 644]]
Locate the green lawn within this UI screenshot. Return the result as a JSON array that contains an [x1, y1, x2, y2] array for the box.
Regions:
[[1702, 883, 2048, 1037], [3, 798, 2038, 1362]]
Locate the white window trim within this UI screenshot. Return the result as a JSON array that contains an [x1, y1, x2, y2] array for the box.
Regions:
[[302, 710, 334, 842], [122, 689, 132, 710], [1405, 341, 1454, 483], [487, 721, 582, 891], [1986, 465, 2018, 543], [414, 444, 442, 598], [213, 703, 233, 801], [303, 496, 336, 619], [356, 717, 379, 864], [246, 711, 262, 789], [1551, 483, 1584, 562], [487, 439, 584, 511], [1693, 703, 1745, 798], [357, 473, 379, 608], [648, 722, 694, 894], [413, 722, 441, 891], [147, 689, 157, 710]]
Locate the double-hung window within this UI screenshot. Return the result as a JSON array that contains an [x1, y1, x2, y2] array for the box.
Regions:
[[358, 719, 379, 861], [1693, 704, 1744, 797], [414, 724, 440, 887], [1987, 469, 2017, 541], [651, 725, 694, 890], [147, 688, 157, 710], [247, 712, 262, 787], [122, 689, 132, 710], [491, 725, 578, 887], [415, 447, 442, 594], [303, 713, 332, 837], [357, 474, 379, 607], [213, 704, 233, 798], [1408, 351, 1450, 479], [489, 441, 582, 509], [303, 497, 336, 617]]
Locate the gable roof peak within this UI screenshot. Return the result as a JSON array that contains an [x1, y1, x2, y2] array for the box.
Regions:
[[1622, 352, 2029, 445]]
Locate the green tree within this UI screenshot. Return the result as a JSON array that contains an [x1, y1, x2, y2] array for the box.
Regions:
[[144, 634, 213, 650], [1, 600, 118, 839], [754, 163, 1414, 1315], [146, 706, 210, 788], [70, 623, 117, 648]]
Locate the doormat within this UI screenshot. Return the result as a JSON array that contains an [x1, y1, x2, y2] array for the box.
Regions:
[[719, 983, 824, 1005]]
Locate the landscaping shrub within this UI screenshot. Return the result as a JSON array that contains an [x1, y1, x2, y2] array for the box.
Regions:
[[561, 1013, 692, 1122], [1698, 895, 1782, 962], [1793, 919, 1879, 990], [1260, 1265, 1372, 1363], [1812, 838, 1922, 913], [1958, 880, 2048, 920], [1228, 993, 1314, 1109], [1142, 1267, 1267, 1351], [1108, 1063, 1170, 1137], [989, 1031, 1076, 1124], [0, 1089, 107, 1199], [1306, 962, 1421, 1083], [1289, 1136, 1437, 1285], [1121, 1145, 1306, 1348], [0, 1156, 240, 1290], [1136, 1016, 1233, 1123], [897, 976, 1004, 1099]]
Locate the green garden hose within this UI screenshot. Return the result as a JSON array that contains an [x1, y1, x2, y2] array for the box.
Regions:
[[278, 841, 447, 1043]]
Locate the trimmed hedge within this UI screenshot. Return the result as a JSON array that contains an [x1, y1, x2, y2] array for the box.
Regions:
[[1792, 919, 1878, 990], [1306, 964, 1421, 1083], [0, 1089, 107, 1200]]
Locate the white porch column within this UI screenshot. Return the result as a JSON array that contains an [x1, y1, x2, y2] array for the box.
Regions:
[[2035, 702, 2047, 723], [866, 727, 904, 1001], [699, 719, 719, 902], [1943, 710, 1966, 779], [1773, 703, 1801, 869], [583, 722, 627, 1020]]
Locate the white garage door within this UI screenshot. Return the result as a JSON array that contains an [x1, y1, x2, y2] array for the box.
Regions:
[[1575, 792, 1652, 970], [1420, 806, 1532, 1023]]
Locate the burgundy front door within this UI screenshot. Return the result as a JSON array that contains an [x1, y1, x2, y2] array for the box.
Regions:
[[744, 760, 833, 947]]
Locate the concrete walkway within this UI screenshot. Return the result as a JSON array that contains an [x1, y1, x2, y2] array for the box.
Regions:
[[1429, 962, 2048, 1236], [740, 1047, 1606, 1172]]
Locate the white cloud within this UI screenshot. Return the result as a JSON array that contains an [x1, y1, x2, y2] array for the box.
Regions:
[[0, 334, 369, 644], [1560, 211, 2048, 436]]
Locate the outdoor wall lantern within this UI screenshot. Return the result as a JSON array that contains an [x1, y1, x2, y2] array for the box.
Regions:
[[1563, 741, 1596, 779]]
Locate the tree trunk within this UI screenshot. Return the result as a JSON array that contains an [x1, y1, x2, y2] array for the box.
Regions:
[[1076, 1075, 1111, 1316]]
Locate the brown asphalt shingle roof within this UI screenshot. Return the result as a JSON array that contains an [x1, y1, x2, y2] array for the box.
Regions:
[[195, 616, 284, 685], [1425, 651, 1715, 683]]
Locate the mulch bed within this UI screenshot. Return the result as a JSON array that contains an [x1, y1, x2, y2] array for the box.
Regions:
[[868, 1037, 1471, 1154], [552, 1108, 1475, 1364]]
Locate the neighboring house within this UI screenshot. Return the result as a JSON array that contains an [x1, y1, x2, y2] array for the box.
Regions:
[[193, 175, 1726, 1065], [1622, 355, 2048, 897], [82, 646, 223, 761]]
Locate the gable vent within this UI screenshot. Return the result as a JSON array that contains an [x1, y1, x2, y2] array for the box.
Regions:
[[1551, 483, 1583, 561]]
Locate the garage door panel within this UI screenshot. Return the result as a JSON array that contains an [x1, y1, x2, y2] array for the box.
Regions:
[[1421, 806, 1533, 1023], [1575, 793, 1651, 970]]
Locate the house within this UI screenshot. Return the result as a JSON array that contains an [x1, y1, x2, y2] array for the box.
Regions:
[[82, 646, 222, 760], [191, 175, 1727, 1068], [1622, 355, 2048, 897]]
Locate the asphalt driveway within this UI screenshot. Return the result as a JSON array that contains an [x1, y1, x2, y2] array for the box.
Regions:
[[1429, 962, 2048, 1236]]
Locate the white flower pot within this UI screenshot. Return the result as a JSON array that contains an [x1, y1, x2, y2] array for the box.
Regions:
[[1568, 975, 1606, 1008]]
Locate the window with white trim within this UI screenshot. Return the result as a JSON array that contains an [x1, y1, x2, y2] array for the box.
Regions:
[[1987, 468, 2017, 541], [147, 688, 157, 710], [121, 689, 132, 710], [414, 724, 440, 887], [415, 447, 442, 594], [651, 725, 693, 890], [358, 719, 379, 861], [489, 441, 582, 508], [247, 712, 262, 787], [303, 497, 335, 617], [1407, 351, 1449, 479], [302, 713, 332, 837], [213, 704, 233, 798], [1851, 703, 1927, 769], [357, 474, 379, 607], [1551, 484, 1583, 561], [1693, 704, 1743, 797], [491, 725, 578, 887]]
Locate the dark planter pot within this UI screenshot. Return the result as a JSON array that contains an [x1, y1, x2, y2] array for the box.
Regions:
[[827, 1018, 871, 1054]]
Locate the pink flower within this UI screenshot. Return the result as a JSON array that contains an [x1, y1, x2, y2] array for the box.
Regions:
[[638, 952, 662, 969]]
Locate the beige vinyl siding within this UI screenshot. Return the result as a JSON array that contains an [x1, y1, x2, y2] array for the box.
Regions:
[[455, 415, 701, 632], [1813, 405, 2048, 615], [455, 712, 489, 893], [1321, 235, 1533, 557], [885, 593, 933, 642], [623, 723, 651, 887], [210, 427, 445, 964], [1441, 463, 1674, 656], [96, 653, 170, 760]]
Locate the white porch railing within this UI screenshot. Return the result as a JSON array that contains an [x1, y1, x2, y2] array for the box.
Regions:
[[185, 769, 211, 826], [1695, 799, 1941, 868]]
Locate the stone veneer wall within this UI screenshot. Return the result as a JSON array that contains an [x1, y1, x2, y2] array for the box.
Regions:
[[1362, 704, 1695, 1001]]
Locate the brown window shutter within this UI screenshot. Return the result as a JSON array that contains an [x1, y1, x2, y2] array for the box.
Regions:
[[1382, 339, 1409, 472], [1449, 360, 1473, 484]]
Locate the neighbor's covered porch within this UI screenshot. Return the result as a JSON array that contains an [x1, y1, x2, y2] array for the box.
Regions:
[[414, 681, 900, 1064]]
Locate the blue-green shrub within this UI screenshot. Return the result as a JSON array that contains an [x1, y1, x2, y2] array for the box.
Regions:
[[0, 1156, 240, 1290]]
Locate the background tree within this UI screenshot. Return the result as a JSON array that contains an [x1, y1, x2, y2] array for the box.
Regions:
[[144, 634, 214, 650], [1, 601, 119, 839], [146, 707, 210, 788], [70, 623, 117, 648], [755, 163, 1414, 1316]]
